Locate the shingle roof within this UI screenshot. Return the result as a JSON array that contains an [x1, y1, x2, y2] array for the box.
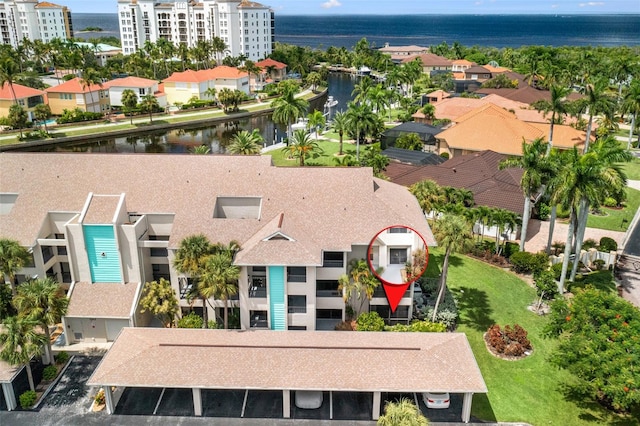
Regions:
[[379, 45, 429, 53], [66, 282, 141, 318], [382, 148, 447, 166], [383, 122, 442, 143], [0, 82, 45, 100], [386, 150, 525, 214], [0, 359, 21, 383], [0, 154, 435, 265], [45, 77, 104, 94], [401, 53, 452, 67], [87, 328, 487, 393]]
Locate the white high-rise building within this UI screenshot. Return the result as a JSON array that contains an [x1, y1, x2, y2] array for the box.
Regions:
[[0, 0, 73, 48], [117, 0, 275, 61]]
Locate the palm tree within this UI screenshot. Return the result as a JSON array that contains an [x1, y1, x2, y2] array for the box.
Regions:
[[431, 214, 472, 321], [0, 57, 23, 137], [198, 251, 240, 329], [228, 129, 263, 155], [500, 137, 551, 252], [140, 93, 160, 124], [306, 110, 325, 140], [13, 277, 68, 365], [281, 129, 320, 166], [33, 103, 52, 134], [173, 234, 212, 328], [0, 316, 45, 391], [337, 259, 381, 314], [378, 398, 429, 426], [621, 80, 640, 150], [352, 76, 374, 105], [0, 238, 31, 297], [305, 71, 322, 92], [239, 59, 261, 95], [409, 179, 444, 218], [271, 88, 309, 140], [578, 78, 616, 153], [79, 67, 103, 114], [121, 89, 138, 125], [191, 145, 211, 155], [345, 102, 378, 161], [331, 111, 349, 156], [367, 84, 391, 116]]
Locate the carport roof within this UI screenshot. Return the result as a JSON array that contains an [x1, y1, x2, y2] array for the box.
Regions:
[[66, 281, 141, 319], [0, 359, 22, 383], [87, 328, 487, 394]]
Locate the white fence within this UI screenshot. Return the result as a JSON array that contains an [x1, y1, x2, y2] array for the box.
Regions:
[[549, 248, 617, 269]]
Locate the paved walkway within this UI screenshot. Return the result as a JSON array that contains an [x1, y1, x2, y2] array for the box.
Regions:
[[523, 218, 626, 253]]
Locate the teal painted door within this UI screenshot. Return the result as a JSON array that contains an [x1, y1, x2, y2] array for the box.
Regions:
[[268, 266, 285, 330], [83, 225, 122, 283]]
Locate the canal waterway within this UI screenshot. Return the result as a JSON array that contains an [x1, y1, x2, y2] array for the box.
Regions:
[[26, 73, 357, 154]]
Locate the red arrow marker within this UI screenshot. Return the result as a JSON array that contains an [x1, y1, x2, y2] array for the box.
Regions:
[[367, 225, 429, 313]]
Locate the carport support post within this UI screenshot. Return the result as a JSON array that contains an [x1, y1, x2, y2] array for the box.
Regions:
[[104, 386, 115, 414], [192, 388, 202, 416], [462, 392, 473, 423], [372, 391, 381, 420], [282, 390, 291, 418], [2, 382, 17, 411]]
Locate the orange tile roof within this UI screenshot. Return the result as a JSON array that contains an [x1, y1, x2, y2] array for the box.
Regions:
[[34, 2, 64, 8], [45, 77, 104, 94], [163, 66, 248, 83], [483, 64, 511, 74], [255, 58, 287, 69], [102, 76, 158, 89], [453, 59, 475, 66], [0, 82, 45, 100], [528, 122, 587, 149]]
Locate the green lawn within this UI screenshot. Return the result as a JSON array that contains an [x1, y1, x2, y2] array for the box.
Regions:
[[266, 140, 358, 166], [622, 157, 640, 180], [586, 187, 640, 231], [426, 248, 639, 425]]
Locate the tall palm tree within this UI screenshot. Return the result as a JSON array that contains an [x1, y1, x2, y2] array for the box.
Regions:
[[271, 88, 309, 140], [378, 398, 429, 426], [0, 238, 31, 297], [431, 214, 472, 321], [79, 67, 103, 114], [578, 78, 616, 153], [13, 277, 68, 365], [306, 110, 325, 140], [228, 129, 263, 155], [621, 80, 640, 150], [500, 137, 551, 252], [173, 234, 212, 328], [0, 57, 20, 105], [345, 102, 378, 161], [281, 129, 320, 166], [121, 89, 138, 125], [140, 93, 160, 124], [0, 316, 45, 391], [198, 251, 240, 329], [352, 76, 374, 105], [409, 179, 444, 218], [331, 111, 349, 156]]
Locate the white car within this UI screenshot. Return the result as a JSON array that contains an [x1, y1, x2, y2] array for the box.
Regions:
[[295, 391, 323, 409], [422, 392, 450, 409]]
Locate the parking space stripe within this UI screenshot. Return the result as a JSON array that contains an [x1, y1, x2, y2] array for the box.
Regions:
[[241, 389, 249, 418], [152, 388, 166, 415]]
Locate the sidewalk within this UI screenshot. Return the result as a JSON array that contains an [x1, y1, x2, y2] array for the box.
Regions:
[[524, 218, 626, 253]]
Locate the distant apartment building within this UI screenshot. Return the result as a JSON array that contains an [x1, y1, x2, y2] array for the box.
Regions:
[[0, 0, 73, 48], [117, 0, 275, 61], [0, 154, 435, 344]]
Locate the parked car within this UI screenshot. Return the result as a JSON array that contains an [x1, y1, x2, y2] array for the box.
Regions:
[[295, 391, 323, 409], [422, 392, 450, 409]]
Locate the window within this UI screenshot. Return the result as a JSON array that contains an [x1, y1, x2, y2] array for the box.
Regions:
[[316, 309, 342, 319], [152, 264, 170, 281], [42, 246, 54, 264], [287, 267, 306, 283], [372, 305, 410, 323], [389, 227, 408, 233], [138, 88, 146, 95], [149, 235, 168, 257], [322, 252, 343, 268], [250, 310, 268, 328], [288, 326, 306, 330], [390, 248, 408, 264], [287, 295, 306, 313], [316, 280, 340, 297]]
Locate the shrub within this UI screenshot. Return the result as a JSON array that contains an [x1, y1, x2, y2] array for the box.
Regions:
[[42, 365, 58, 381], [385, 320, 447, 332], [593, 259, 605, 271], [440, 152, 450, 159], [599, 236, 617, 252], [19, 390, 37, 409], [538, 203, 550, 220], [57, 108, 103, 124], [55, 351, 69, 365], [486, 324, 531, 356], [603, 197, 617, 208], [582, 238, 598, 250], [94, 389, 105, 405], [510, 251, 534, 274], [552, 262, 572, 280], [534, 270, 558, 300], [177, 312, 203, 328], [356, 312, 385, 331], [503, 242, 520, 259]]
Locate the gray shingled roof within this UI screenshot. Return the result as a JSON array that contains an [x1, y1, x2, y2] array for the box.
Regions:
[[382, 147, 447, 166], [87, 328, 487, 393], [66, 282, 141, 319]]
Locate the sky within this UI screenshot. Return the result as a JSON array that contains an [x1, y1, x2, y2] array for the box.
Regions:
[[66, 0, 640, 15]]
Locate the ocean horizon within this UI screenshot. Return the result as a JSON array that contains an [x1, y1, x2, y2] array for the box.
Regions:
[[72, 13, 640, 48]]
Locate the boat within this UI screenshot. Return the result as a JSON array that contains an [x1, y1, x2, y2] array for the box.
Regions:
[[324, 96, 338, 109]]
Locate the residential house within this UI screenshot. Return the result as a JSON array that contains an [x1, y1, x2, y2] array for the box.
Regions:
[[452, 59, 475, 80], [44, 77, 109, 115], [0, 154, 435, 342], [162, 66, 249, 105], [255, 58, 287, 82], [74, 42, 122, 67], [476, 71, 583, 105], [400, 53, 452, 75], [382, 122, 443, 152], [102, 76, 166, 108], [435, 103, 586, 158], [0, 82, 46, 122], [378, 43, 429, 63], [463, 66, 494, 82]]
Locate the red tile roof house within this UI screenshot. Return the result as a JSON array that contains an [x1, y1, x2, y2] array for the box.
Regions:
[[0, 82, 46, 122], [102, 76, 167, 108], [0, 153, 435, 343], [162, 66, 249, 106], [255, 58, 287, 84], [475, 72, 583, 105], [45, 77, 110, 116], [400, 53, 453, 75]]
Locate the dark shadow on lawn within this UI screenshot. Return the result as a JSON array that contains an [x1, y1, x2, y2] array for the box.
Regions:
[[569, 270, 616, 293], [470, 392, 497, 423], [450, 286, 495, 332], [560, 383, 640, 426]]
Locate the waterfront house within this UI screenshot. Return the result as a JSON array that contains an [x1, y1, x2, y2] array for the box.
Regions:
[[452, 59, 476, 79], [0, 82, 46, 122], [255, 58, 287, 82], [45, 77, 109, 115], [102, 76, 167, 108], [74, 42, 122, 67], [162, 66, 249, 105], [0, 154, 434, 342], [400, 53, 452, 75], [379, 44, 430, 63]]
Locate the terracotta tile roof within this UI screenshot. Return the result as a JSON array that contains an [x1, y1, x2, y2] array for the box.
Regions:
[[401, 53, 452, 67], [255, 58, 287, 70], [45, 77, 104, 94], [0, 154, 435, 264], [163, 66, 248, 83], [87, 328, 487, 393], [238, 0, 269, 8], [387, 150, 525, 214], [34, 2, 63, 8], [102, 76, 158, 89], [0, 82, 45, 100], [67, 282, 141, 318], [453, 59, 475, 66], [483, 64, 510, 74]]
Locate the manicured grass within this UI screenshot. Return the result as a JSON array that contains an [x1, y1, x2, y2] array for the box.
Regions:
[[586, 187, 640, 231], [622, 157, 640, 180], [266, 140, 357, 166], [426, 248, 639, 425]]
